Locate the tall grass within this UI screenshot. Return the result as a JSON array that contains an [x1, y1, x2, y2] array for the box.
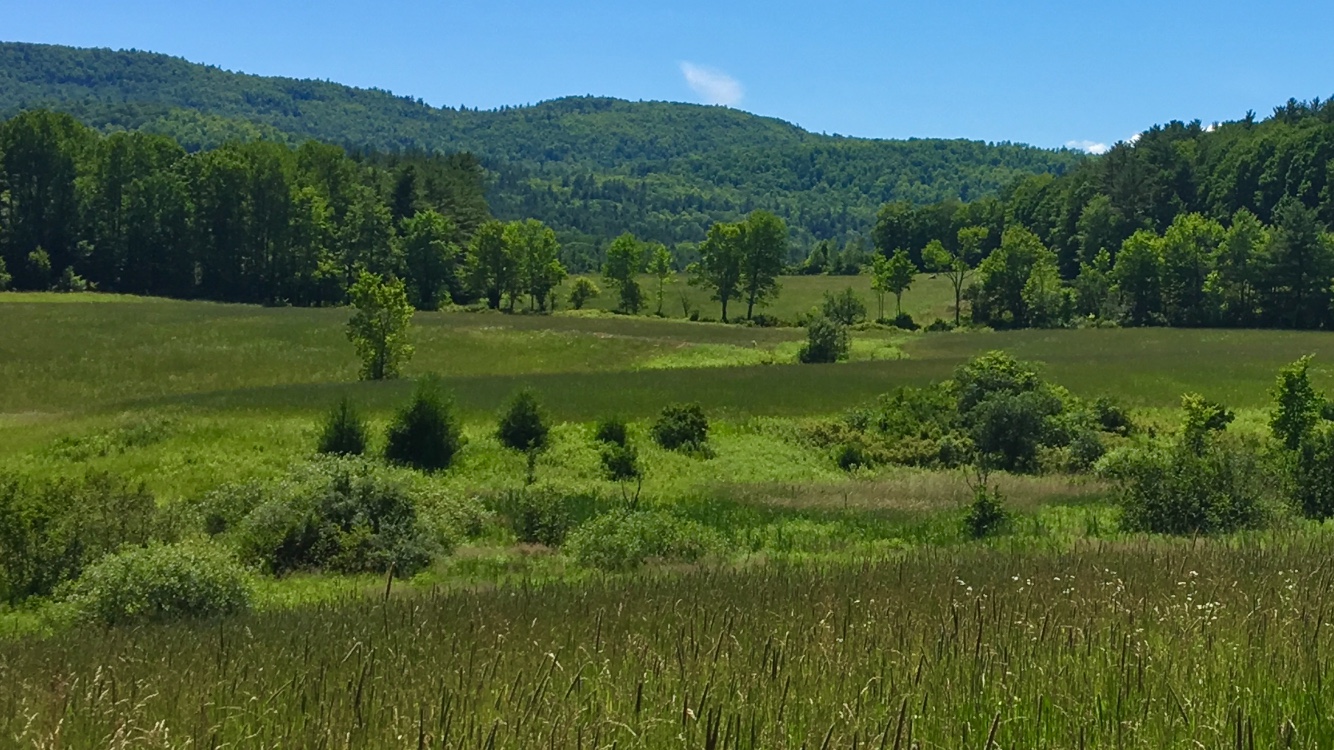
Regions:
[[4, 534, 1333, 748]]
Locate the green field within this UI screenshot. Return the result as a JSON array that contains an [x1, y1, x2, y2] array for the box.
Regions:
[[4, 285, 1334, 748]]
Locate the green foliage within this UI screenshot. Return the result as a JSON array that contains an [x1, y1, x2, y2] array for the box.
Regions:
[[601, 442, 644, 506], [317, 397, 368, 457], [798, 315, 850, 364], [567, 277, 600, 309], [506, 219, 566, 311], [385, 378, 465, 472], [650, 403, 709, 452], [737, 211, 788, 320], [820, 287, 867, 326], [0, 44, 1082, 263], [1291, 425, 1334, 520], [953, 351, 1044, 416], [873, 249, 917, 320], [0, 472, 159, 603], [968, 389, 1064, 473], [0, 256, 10, 290], [691, 222, 744, 322], [963, 482, 1010, 539], [1180, 393, 1236, 454], [495, 489, 572, 547], [63, 541, 252, 626], [564, 509, 724, 571], [647, 243, 674, 315], [497, 389, 550, 484], [400, 210, 460, 311], [346, 271, 414, 381], [232, 458, 443, 576], [603, 233, 646, 314], [1109, 437, 1271, 536], [593, 416, 630, 447], [1270, 355, 1324, 451]]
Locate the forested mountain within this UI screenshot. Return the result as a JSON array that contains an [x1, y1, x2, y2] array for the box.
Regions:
[[0, 42, 1083, 263]]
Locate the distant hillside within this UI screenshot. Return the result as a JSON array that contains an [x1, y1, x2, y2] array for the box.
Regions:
[[0, 41, 1084, 259]]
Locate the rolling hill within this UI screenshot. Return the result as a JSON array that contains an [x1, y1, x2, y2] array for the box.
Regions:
[[0, 41, 1084, 256]]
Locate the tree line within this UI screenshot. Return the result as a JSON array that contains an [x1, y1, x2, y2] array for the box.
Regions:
[[0, 109, 491, 305], [870, 97, 1334, 330]]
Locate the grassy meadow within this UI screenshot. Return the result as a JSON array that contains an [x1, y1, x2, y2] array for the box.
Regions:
[[3, 276, 1334, 748]]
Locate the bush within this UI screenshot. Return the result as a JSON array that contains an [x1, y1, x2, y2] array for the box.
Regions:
[[1090, 396, 1135, 436], [798, 315, 850, 364], [602, 441, 644, 506], [924, 318, 955, 332], [1111, 439, 1272, 536], [317, 397, 369, 456], [497, 389, 550, 485], [385, 378, 465, 472], [651, 403, 709, 452], [495, 488, 572, 547], [568, 278, 601, 310], [968, 390, 1063, 473], [890, 312, 918, 330], [835, 441, 873, 472], [1292, 426, 1334, 520], [953, 351, 1044, 416], [0, 472, 159, 603], [594, 416, 630, 447], [564, 510, 725, 571], [821, 287, 867, 326], [963, 484, 1010, 540], [1066, 429, 1107, 472], [63, 541, 252, 626], [233, 458, 442, 576]]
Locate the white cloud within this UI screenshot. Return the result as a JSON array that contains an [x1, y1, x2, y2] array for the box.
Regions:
[[1066, 140, 1110, 155], [680, 62, 744, 107]]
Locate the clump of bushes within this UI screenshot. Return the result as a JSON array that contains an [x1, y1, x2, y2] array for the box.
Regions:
[[651, 403, 709, 452], [385, 378, 465, 472], [0, 472, 161, 603], [564, 509, 725, 572], [1105, 395, 1272, 536], [63, 541, 252, 626], [229, 458, 444, 577], [318, 397, 369, 456], [495, 488, 573, 547], [798, 315, 850, 364]]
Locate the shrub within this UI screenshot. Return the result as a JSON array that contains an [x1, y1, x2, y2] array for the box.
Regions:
[[568, 277, 601, 310], [924, 318, 954, 332], [0, 256, 10, 291], [594, 416, 630, 447], [968, 390, 1063, 473], [55, 266, 88, 293], [1271, 355, 1324, 451], [1066, 429, 1107, 472], [317, 397, 368, 456], [891, 312, 918, 330], [963, 484, 1010, 540], [651, 403, 709, 452], [953, 351, 1044, 416], [835, 442, 873, 472], [601, 441, 644, 506], [1090, 396, 1135, 436], [799, 315, 850, 364], [496, 488, 572, 547], [64, 541, 252, 626], [385, 378, 464, 472], [496, 389, 550, 485], [233, 458, 442, 576], [1291, 425, 1334, 520], [0, 472, 159, 603], [1111, 439, 1272, 536], [821, 287, 867, 326], [564, 510, 725, 572]]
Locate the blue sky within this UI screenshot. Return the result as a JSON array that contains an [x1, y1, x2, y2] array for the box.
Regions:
[[4, 0, 1334, 152]]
